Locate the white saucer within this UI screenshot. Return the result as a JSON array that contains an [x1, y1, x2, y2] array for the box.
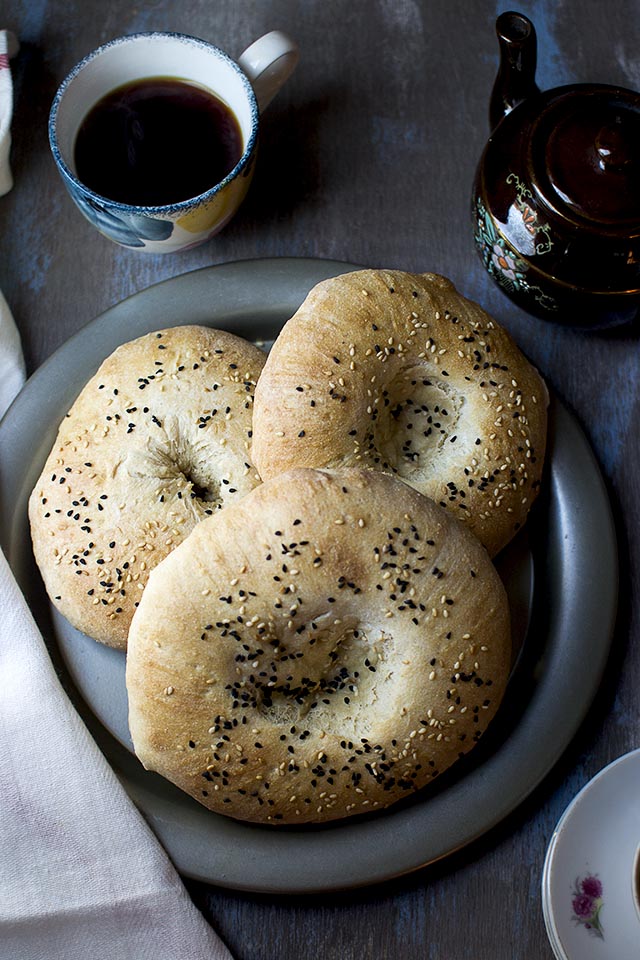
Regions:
[[542, 749, 640, 959]]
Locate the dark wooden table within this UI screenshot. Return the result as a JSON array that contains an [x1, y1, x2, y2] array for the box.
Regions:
[[2, 1, 638, 957]]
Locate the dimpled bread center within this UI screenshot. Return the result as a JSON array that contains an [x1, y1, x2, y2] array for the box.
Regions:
[[371, 367, 465, 483], [223, 614, 398, 737], [121, 415, 249, 513]]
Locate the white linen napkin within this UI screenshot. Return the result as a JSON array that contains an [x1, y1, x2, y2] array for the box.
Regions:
[[0, 32, 233, 960]]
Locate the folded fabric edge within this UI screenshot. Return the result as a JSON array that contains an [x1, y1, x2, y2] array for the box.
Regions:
[[0, 29, 18, 196], [0, 545, 234, 959]]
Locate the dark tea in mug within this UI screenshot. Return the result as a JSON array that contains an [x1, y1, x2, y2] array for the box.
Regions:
[[74, 77, 244, 206]]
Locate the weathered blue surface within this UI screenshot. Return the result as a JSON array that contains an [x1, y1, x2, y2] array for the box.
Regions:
[[1, 1, 638, 958]]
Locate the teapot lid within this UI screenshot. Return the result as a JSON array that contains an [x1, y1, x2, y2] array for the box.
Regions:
[[530, 85, 640, 232]]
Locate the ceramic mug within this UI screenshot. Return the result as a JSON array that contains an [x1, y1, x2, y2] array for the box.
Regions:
[[48, 31, 298, 252]]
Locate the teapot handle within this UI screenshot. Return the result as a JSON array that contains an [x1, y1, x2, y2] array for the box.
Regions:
[[489, 11, 540, 130]]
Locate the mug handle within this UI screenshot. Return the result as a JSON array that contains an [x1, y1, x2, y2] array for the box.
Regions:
[[237, 31, 299, 112]]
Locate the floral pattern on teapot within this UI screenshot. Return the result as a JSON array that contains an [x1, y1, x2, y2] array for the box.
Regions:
[[473, 173, 558, 314], [506, 173, 553, 255]]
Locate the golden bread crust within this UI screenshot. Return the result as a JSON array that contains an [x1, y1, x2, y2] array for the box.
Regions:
[[126, 467, 511, 824], [252, 270, 548, 556], [28, 325, 265, 648]]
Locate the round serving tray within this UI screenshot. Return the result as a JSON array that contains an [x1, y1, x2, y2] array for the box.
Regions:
[[0, 257, 618, 893]]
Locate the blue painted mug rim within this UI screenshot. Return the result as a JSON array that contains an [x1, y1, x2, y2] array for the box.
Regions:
[[48, 31, 260, 216]]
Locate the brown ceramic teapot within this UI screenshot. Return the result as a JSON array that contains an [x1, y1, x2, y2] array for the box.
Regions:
[[472, 11, 640, 327]]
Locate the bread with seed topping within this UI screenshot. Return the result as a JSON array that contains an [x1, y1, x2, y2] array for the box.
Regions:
[[126, 467, 511, 824], [28, 325, 265, 648], [251, 270, 548, 556]]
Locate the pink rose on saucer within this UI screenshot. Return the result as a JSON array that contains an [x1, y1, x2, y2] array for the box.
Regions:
[[581, 876, 603, 899], [571, 874, 604, 939]]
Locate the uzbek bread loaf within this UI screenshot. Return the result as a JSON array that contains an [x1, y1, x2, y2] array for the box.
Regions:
[[29, 325, 265, 648], [252, 270, 548, 556], [126, 467, 511, 824]]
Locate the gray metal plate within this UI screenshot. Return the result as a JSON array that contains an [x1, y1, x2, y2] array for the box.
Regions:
[[0, 258, 618, 893]]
